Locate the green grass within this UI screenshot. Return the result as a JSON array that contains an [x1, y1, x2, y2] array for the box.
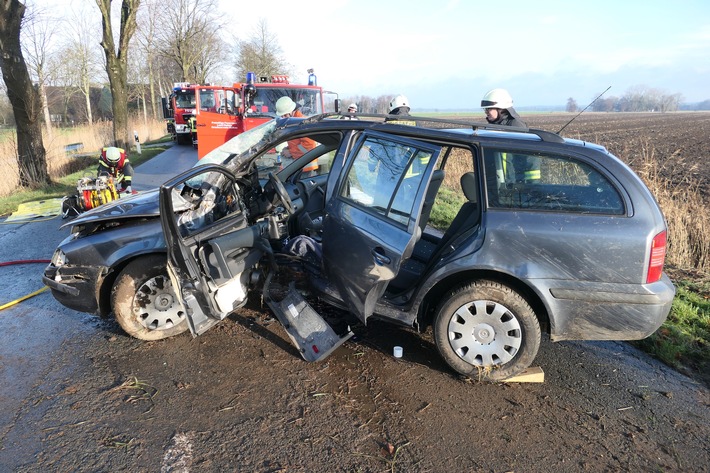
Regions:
[[633, 278, 710, 386], [0, 145, 169, 216], [429, 186, 464, 230]]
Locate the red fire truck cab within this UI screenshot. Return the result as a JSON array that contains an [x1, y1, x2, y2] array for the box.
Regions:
[[194, 72, 330, 159]]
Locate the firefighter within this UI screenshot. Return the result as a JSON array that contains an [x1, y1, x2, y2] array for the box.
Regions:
[[386, 95, 416, 126], [341, 103, 359, 120], [98, 146, 134, 193], [275, 96, 318, 172], [481, 89, 539, 182], [187, 114, 197, 148], [481, 88, 527, 127]]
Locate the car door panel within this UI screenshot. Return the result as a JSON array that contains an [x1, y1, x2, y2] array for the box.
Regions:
[[321, 132, 441, 324]]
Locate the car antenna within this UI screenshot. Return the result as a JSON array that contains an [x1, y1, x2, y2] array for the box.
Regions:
[[557, 86, 611, 134]]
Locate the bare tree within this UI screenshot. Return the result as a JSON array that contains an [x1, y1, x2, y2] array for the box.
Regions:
[[565, 97, 578, 113], [155, 0, 224, 83], [20, 3, 61, 134], [96, 0, 141, 149], [60, 4, 104, 125], [234, 18, 292, 80], [0, 0, 50, 187], [134, 0, 162, 118]]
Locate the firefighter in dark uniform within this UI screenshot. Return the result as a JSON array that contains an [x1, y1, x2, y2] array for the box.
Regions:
[[98, 146, 134, 193], [481, 88, 540, 182]]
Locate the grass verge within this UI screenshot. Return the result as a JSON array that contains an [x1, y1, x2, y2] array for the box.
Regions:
[[0, 145, 169, 216], [633, 272, 710, 387]]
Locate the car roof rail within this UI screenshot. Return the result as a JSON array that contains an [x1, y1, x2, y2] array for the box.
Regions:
[[307, 113, 565, 143]]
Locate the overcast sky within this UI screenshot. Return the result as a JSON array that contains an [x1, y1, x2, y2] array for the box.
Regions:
[[39, 0, 710, 110], [221, 0, 710, 109]]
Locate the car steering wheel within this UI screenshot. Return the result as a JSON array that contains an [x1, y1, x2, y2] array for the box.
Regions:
[[268, 172, 295, 214]]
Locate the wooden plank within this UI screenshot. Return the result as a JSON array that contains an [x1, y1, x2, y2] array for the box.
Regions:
[[503, 366, 545, 383]]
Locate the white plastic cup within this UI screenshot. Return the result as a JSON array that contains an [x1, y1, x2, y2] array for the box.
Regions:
[[393, 346, 403, 358]]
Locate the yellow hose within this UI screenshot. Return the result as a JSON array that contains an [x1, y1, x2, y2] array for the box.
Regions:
[[0, 286, 49, 311]]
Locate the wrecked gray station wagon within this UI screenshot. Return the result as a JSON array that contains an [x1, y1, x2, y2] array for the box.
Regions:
[[44, 113, 675, 380]]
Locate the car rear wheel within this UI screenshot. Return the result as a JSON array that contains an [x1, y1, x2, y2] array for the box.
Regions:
[[112, 255, 188, 341], [433, 280, 541, 381]]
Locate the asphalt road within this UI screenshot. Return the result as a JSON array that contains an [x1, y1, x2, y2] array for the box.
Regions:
[[0, 143, 198, 468]]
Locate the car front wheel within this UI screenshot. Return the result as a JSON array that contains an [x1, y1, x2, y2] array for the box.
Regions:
[[112, 255, 188, 341], [434, 281, 541, 381]]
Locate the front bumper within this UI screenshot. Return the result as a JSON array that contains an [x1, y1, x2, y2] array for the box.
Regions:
[[43, 264, 108, 315]]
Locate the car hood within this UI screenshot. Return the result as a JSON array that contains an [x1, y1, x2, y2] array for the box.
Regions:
[[60, 189, 165, 228]]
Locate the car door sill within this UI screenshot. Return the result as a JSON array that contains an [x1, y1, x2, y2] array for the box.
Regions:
[[263, 274, 353, 362]]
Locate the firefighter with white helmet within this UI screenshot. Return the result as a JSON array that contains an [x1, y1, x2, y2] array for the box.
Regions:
[[386, 94, 416, 126], [481, 88, 526, 127], [275, 96, 318, 171], [98, 146, 134, 193], [388, 94, 410, 115], [275, 96, 297, 117], [341, 102, 359, 120], [481, 89, 539, 182]]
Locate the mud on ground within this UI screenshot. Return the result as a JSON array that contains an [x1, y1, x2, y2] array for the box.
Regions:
[[5, 296, 710, 472]]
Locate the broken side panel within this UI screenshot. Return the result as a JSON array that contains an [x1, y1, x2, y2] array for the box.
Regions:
[[264, 276, 352, 362]]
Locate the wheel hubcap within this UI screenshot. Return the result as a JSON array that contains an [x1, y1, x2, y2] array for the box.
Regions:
[[447, 300, 522, 367], [132, 275, 185, 331]]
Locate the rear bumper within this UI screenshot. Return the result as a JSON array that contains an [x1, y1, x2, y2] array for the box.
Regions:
[[542, 274, 675, 341]]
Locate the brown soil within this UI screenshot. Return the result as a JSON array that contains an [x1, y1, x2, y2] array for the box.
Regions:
[[6, 299, 708, 472], [2, 113, 709, 472]]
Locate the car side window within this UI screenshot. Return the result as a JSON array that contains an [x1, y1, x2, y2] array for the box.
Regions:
[[342, 136, 432, 225], [484, 148, 624, 214]]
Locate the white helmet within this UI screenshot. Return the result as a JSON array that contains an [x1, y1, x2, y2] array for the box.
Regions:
[[481, 88, 513, 109], [275, 96, 296, 116], [348, 103, 357, 112], [389, 94, 409, 112]]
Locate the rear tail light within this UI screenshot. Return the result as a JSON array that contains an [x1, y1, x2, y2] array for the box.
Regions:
[[646, 230, 667, 283]]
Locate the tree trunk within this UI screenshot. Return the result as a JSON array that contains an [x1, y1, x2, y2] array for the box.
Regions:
[[148, 60, 157, 119], [0, 0, 50, 188], [83, 75, 94, 125], [96, 0, 140, 149], [40, 82, 53, 136]]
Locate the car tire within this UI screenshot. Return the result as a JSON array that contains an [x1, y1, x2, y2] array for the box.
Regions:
[[112, 255, 188, 341], [433, 280, 541, 381]]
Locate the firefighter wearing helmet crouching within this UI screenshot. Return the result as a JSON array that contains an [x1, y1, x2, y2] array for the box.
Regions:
[[98, 146, 135, 193], [275, 96, 319, 173]]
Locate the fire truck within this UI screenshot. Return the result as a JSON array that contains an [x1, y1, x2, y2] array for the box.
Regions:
[[161, 83, 224, 146], [161, 82, 197, 145], [193, 71, 332, 159]]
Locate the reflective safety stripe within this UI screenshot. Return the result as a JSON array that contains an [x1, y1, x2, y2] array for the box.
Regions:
[[404, 155, 430, 178], [388, 119, 416, 126], [525, 169, 541, 180]]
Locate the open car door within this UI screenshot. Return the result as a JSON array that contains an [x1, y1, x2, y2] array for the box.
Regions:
[[321, 132, 442, 324], [159, 164, 268, 336]]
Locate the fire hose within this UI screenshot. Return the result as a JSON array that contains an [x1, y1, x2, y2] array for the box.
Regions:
[[0, 259, 51, 311]]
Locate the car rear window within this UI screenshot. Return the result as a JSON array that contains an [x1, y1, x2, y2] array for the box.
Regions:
[[483, 148, 625, 214]]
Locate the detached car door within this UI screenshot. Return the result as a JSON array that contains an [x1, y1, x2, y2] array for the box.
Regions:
[[322, 132, 441, 324], [159, 164, 265, 336]]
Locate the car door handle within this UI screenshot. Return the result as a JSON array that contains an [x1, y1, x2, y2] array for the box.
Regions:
[[372, 248, 391, 266]]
